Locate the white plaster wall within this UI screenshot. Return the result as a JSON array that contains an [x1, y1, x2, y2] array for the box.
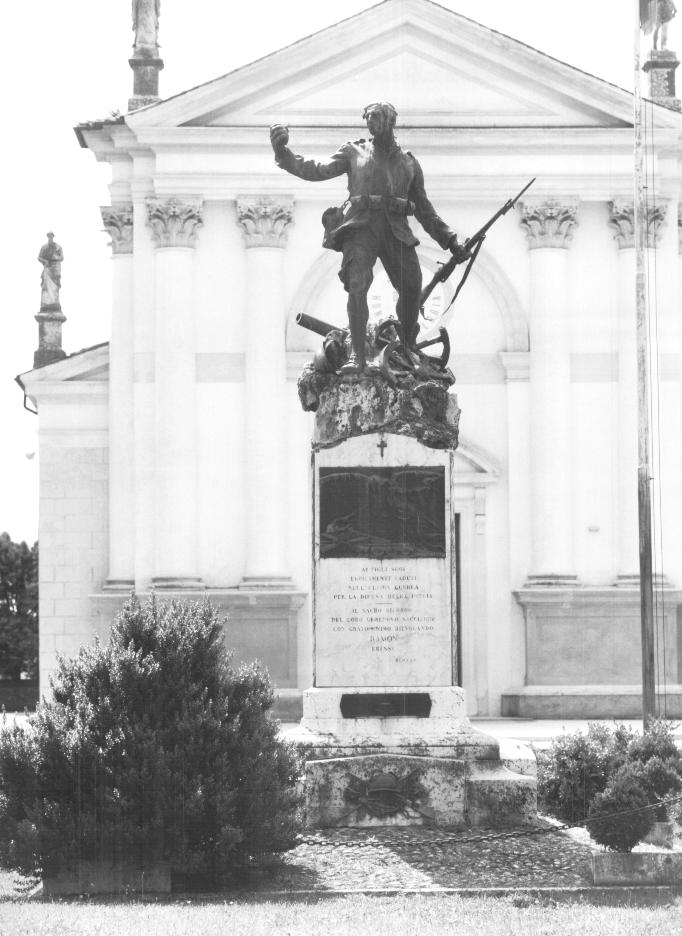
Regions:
[[196, 383, 247, 586], [38, 443, 108, 694], [195, 200, 247, 354]]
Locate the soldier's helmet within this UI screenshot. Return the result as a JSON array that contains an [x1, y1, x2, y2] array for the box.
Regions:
[[362, 102, 398, 128]]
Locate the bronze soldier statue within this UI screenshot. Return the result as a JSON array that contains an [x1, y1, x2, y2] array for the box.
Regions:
[[270, 102, 468, 374]]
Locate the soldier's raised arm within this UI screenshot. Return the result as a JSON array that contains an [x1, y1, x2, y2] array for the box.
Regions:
[[270, 124, 350, 183]]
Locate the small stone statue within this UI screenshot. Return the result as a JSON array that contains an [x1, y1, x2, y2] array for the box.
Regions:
[[38, 232, 63, 311], [654, 0, 677, 50], [132, 0, 161, 53]]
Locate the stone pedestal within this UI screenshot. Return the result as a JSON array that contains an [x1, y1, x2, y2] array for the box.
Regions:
[[292, 352, 537, 829], [643, 50, 681, 111], [34, 310, 66, 368], [128, 52, 164, 112]]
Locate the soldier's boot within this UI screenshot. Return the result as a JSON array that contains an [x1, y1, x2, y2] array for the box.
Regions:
[[396, 291, 421, 352], [339, 296, 367, 374]]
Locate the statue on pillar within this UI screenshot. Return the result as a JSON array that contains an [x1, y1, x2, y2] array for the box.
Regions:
[[38, 232, 64, 311], [270, 102, 470, 374], [129, 0, 163, 110], [132, 0, 161, 53], [654, 1, 677, 50]]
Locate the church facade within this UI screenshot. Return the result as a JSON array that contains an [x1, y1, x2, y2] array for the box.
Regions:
[[19, 0, 682, 718]]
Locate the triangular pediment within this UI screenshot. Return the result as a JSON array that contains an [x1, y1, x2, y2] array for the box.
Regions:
[[127, 0, 671, 132], [17, 343, 109, 384]]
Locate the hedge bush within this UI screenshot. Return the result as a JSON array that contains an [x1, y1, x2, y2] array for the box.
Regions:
[[0, 594, 302, 886], [586, 762, 654, 852], [536, 722, 633, 823], [538, 718, 682, 850]]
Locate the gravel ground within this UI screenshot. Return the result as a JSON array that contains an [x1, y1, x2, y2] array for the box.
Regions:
[[245, 820, 595, 893], [2, 818, 679, 898]]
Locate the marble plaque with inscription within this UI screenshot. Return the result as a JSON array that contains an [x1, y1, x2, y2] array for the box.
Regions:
[[314, 435, 455, 688]]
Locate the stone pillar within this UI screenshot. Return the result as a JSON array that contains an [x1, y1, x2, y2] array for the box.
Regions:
[[101, 207, 135, 590], [128, 53, 164, 112], [518, 199, 579, 585], [609, 200, 667, 584], [34, 312, 67, 368], [643, 50, 681, 111], [131, 178, 156, 590], [147, 198, 204, 589], [236, 197, 295, 589]]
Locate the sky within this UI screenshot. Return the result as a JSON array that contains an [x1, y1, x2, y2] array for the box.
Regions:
[[0, 0, 647, 543]]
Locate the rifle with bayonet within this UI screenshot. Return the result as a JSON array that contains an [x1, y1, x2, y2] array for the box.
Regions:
[[419, 177, 536, 316]]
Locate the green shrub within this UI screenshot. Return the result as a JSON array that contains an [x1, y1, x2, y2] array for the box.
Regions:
[[633, 754, 682, 821], [536, 722, 634, 823], [0, 594, 302, 886], [537, 718, 682, 849], [628, 718, 681, 766], [587, 762, 654, 852]]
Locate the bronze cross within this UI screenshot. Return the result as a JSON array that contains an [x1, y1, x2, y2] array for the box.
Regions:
[[377, 438, 387, 458]]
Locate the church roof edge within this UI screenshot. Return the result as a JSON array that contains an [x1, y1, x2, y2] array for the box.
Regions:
[[16, 341, 110, 386], [123, 0, 635, 125], [74, 117, 125, 148]]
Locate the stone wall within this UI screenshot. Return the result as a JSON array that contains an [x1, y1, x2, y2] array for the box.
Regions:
[[38, 444, 108, 694]]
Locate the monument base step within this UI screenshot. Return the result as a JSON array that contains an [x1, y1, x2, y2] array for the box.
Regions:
[[289, 686, 500, 760], [304, 753, 537, 829], [292, 688, 538, 829]]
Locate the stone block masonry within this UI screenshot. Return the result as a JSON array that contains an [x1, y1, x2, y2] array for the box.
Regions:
[[38, 445, 108, 695]]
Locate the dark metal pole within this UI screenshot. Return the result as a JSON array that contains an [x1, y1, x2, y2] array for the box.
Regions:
[[634, 1, 656, 729]]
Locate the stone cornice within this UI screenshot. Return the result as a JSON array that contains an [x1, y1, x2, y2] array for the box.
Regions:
[[146, 197, 204, 248], [100, 206, 134, 255], [517, 199, 579, 249], [608, 200, 667, 249], [236, 197, 294, 248]]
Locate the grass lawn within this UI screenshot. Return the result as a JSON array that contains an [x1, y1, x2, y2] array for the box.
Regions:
[[0, 893, 680, 935]]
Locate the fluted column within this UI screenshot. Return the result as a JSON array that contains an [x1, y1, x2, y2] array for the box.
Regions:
[[519, 199, 579, 585], [101, 207, 135, 589], [147, 198, 204, 589], [237, 197, 294, 588], [609, 200, 667, 584]]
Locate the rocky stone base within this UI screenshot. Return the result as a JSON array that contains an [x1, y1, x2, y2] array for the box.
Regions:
[[290, 687, 538, 829], [297, 317, 460, 450], [305, 369, 460, 449], [304, 752, 536, 830]]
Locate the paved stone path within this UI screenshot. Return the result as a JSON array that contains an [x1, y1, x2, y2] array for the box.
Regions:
[[245, 823, 595, 893]]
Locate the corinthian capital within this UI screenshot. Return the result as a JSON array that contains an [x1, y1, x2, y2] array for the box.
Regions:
[[101, 206, 134, 255], [609, 200, 667, 250], [146, 198, 203, 248], [237, 197, 294, 248], [518, 199, 579, 249]]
